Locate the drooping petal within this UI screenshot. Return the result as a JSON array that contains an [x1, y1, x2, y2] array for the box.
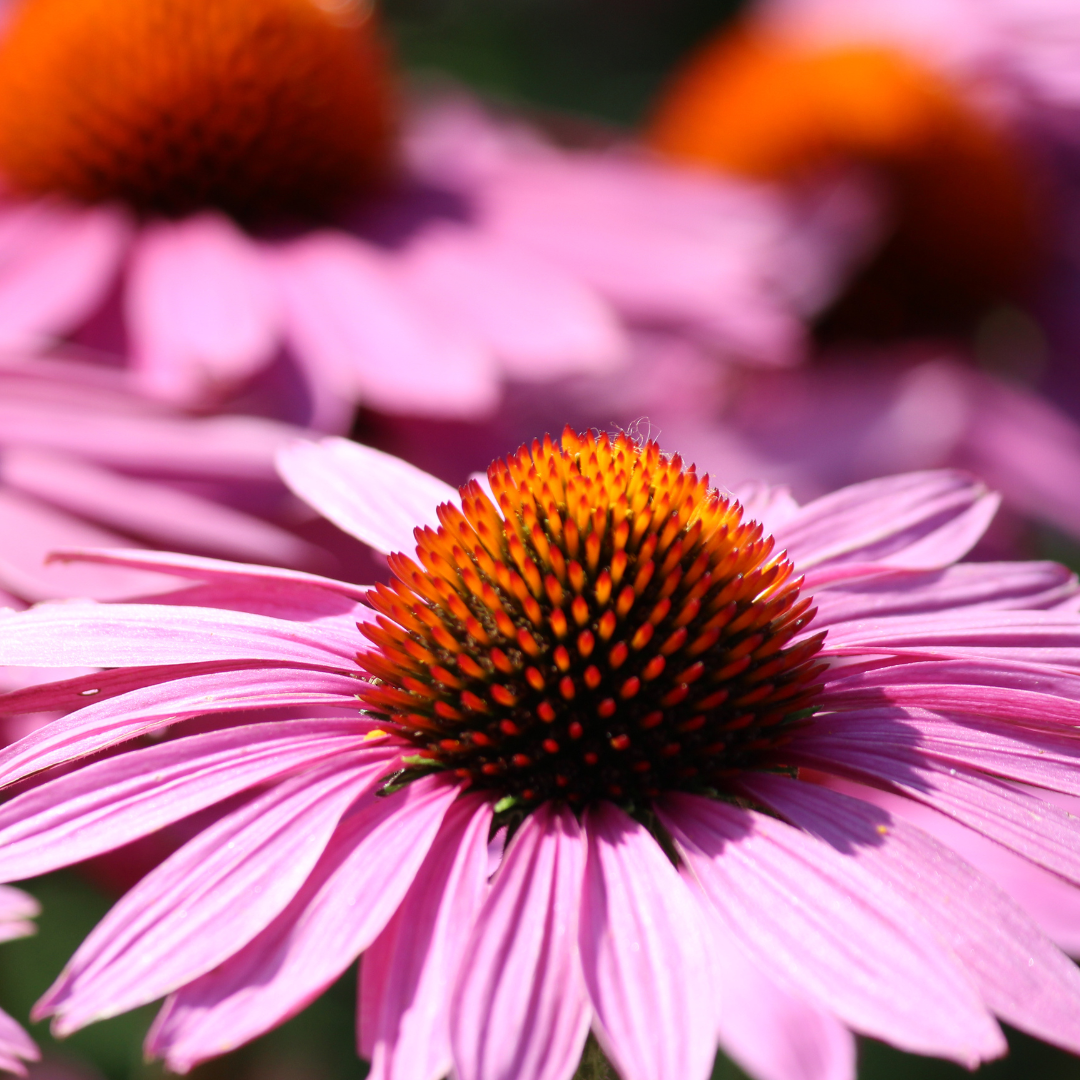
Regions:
[[788, 740, 1080, 886], [745, 775, 1080, 1054], [0, 721, 383, 881], [38, 753, 393, 1034], [146, 777, 457, 1072], [361, 794, 493, 1080], [277, 436, 456, 555], [126, 214, 279, 406], [660, 795, 1004, 1065], [0, 602, 363, 668], [0, 667, 370, 788], [690, 882, 855, 1080], [774, 471, 999, 574], [814, 562, 1080, 626], [579, 803, 717, 1080], [44, 547, 370, 602], [451, 803, 591, 1080]]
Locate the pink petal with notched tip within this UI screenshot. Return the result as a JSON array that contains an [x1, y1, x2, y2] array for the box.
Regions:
[[814, 562, 1080, 626], [0, 488, 180, 602], [659, 795, 1004, 1066], [47, 547, 370, 602], [277, 436, 455, 555], [397, 226, 625, 378], [0, 200, 129, 349], [774, 471, 1000, 573], [275, 232, 499, 419], [361, 794, 493, 1080], [0, 666, 371, 789], [787, 741, 1080, 887], [580, 803, 716, 1080], [451, 803, 590, 1080], [1, 448, 316, 568], [0, 601, 364, 668], [37, 752, 394, 1035], [146, 777, 457, 1072], [814, 773, 1080, 956], [0, 720, 381, 882], [689, 883, 855, 1080], [126, 214, 279, 407], [743, 774, 1080, 1056]]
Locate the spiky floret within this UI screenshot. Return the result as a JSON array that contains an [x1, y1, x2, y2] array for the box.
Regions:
[[359, 428, 826, 813], [0, 0, 393, 222]]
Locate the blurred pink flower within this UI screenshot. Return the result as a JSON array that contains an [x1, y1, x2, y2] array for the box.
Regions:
[[1, 433, 1080, 1079], [0, 886, 40, 1076], [0, 0, 874, 431]]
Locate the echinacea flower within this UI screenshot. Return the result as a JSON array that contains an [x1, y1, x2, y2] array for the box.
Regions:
[[6, 431, 1080, 1080], [646, 0, 1061, 340], [0, 0, 872, 431]]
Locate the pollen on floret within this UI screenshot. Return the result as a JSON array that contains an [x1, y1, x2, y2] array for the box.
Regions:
[[0, 0, 394, 221], [359, 429, 826, 815]]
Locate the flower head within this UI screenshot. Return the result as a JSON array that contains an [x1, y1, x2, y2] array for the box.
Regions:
[[6, 431, 1080, 1080], [0, 1, 872, 424], [0, 0, 392, 221]]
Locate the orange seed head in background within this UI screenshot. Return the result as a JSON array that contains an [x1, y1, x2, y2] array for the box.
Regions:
[[648, 26, 1043, 336]]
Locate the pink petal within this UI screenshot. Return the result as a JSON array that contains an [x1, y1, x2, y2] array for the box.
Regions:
[[821, 608, 1080, 670], [689, 882, 855, 1080], [0, 666, 371, 788], [0, 200, 130, 349], [126, 214, 279, 406], [277, 437, 455, 555], [788, 741, 1080, 886], [275, 232, 500, 419], [745, 774, 1080, 1055], [775, 471, 1000, 574], [815, 562, 1079, 626], [0, 1008, 38, 1074], [0, 720, 383, 881], [804, 707, 1080, 794], [397, 225, 625, 378], [39, 753, 393, 1034], [0, 488, 177, 603], [450, 803, 590, 1080], [580, 803, 716, 1080], [146, 777, 457, 1072], [361, 794, 493, 1080], [660, 794, 1004, 1065], [0, 602, 363, 668], [1, 448, 315, 567], [815, 774, 1080, 956], [48, 547, 369, 602]]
